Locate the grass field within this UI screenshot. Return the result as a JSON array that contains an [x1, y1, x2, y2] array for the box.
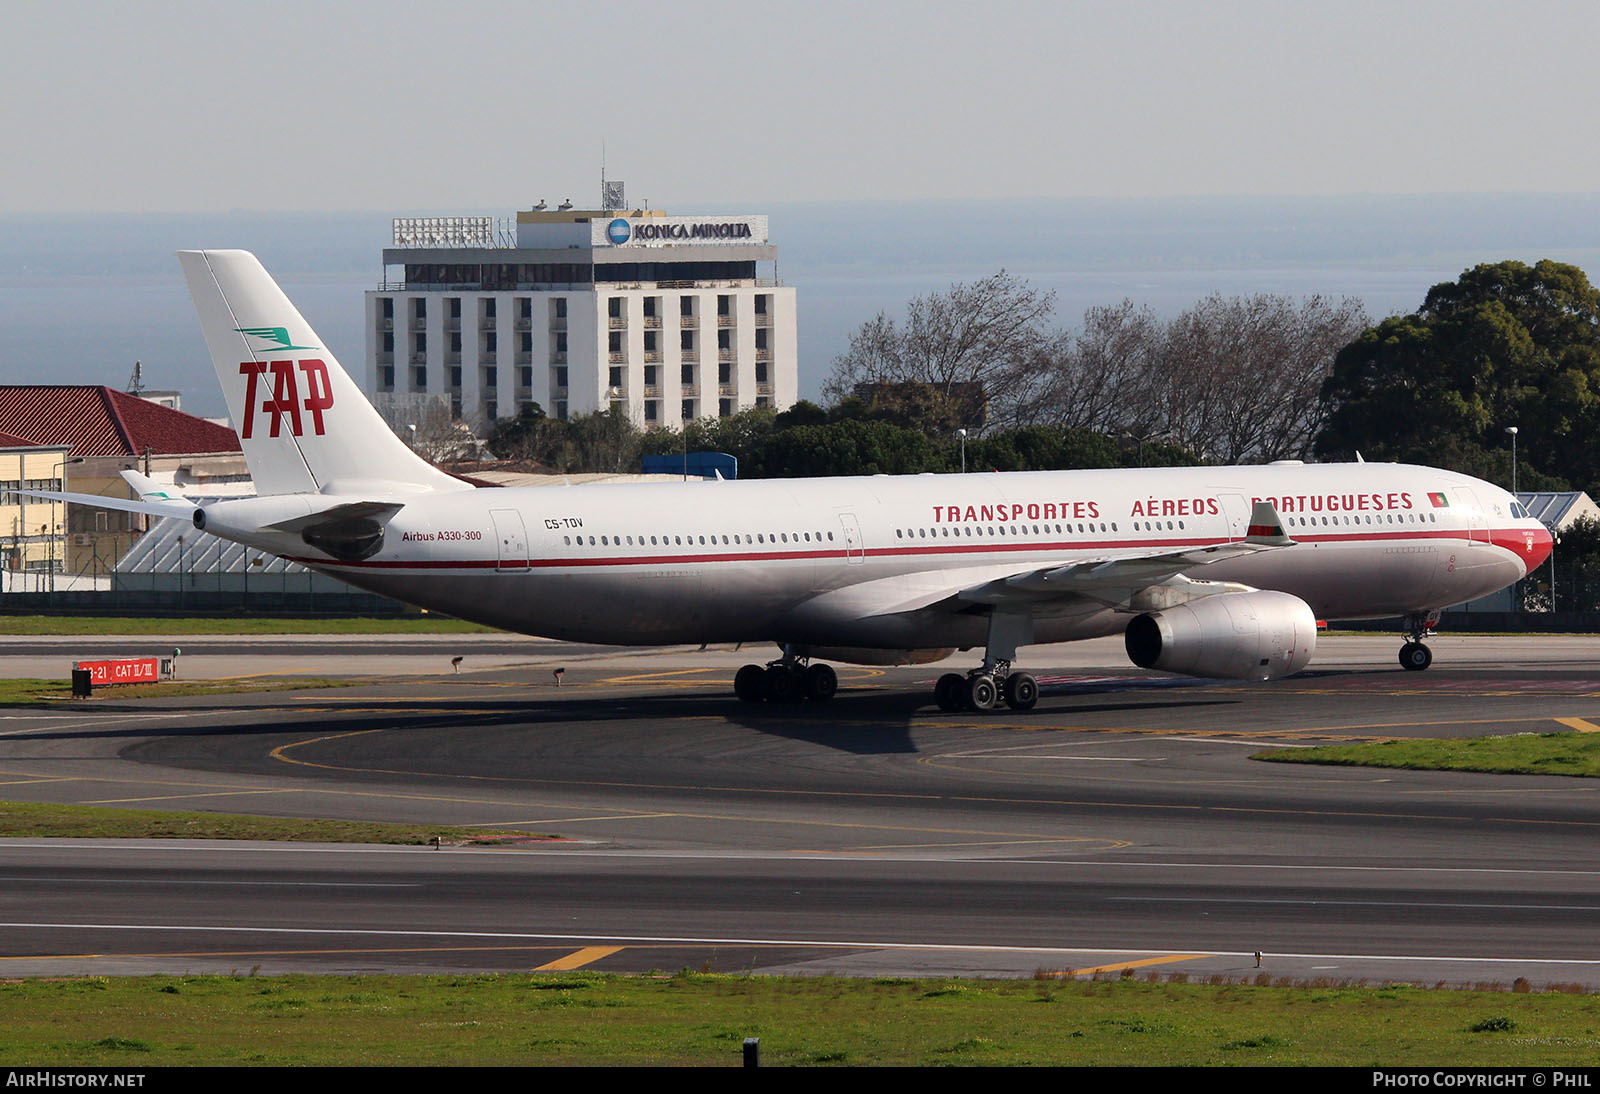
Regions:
[[0, 973, 1595, 1066], [1257, 732, 1600, 778], [0, 616, 499, 635], [0, 799, 545, 844], [0, 676, 361, 706]]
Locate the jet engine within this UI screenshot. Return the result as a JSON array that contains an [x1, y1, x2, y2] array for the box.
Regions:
[[1124, 590, 1317, 681]]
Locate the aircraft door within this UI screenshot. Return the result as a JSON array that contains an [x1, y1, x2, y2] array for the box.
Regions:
[[1455, 489, 1490, 544], [1217, 493, 1252, 541], [490, 509, 530, 572], [837, 512, 865, 564]]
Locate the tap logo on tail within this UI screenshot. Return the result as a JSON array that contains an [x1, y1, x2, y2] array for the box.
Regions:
[[238, 360, 334, 438], [237, 326, 318, 352]]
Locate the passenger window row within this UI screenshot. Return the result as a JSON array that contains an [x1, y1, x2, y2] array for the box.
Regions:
[[895, 521, 1120, 541], [1285, 513, 1437, 527], [563, 531, 836, 548]]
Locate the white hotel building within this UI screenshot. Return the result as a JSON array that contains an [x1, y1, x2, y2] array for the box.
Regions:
[[365, 204, 797, 431]]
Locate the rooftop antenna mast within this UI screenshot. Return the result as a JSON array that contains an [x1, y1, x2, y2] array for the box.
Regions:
[[601, 142, 625, 212], [127, 360, 144, 395]]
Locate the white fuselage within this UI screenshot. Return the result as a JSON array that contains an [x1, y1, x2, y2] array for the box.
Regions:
[[265, 462, 1549, 659]]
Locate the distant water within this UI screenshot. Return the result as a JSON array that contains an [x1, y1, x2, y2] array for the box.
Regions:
[[3, 196, 1598, 420]]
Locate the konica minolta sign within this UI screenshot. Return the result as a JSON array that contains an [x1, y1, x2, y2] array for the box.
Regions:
[[592, 215, 769, 247]]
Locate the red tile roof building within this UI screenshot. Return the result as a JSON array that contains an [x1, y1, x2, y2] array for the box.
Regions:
[[0, 387, 244, 581], [0, 386, 239, 457]]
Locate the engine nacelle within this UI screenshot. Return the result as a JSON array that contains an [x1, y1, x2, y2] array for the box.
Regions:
[[1124, 590, 1317, 680]]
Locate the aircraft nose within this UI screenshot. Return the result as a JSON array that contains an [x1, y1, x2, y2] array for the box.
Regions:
[[1524, 522, 1554, 574]]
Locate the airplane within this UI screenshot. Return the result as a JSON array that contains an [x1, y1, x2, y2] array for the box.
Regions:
[[31, 250, 1554, 712]]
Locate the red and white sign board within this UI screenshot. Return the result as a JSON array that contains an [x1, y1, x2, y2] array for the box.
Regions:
[[73, 658, 160, 686]]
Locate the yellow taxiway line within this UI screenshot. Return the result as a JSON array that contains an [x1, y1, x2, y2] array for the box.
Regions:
[[534, 946, 624, 971]]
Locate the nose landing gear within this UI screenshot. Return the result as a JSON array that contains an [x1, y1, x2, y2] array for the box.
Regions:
[[1399, 609, 1441, 671]]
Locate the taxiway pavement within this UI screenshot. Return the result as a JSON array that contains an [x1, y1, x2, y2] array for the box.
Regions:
[[1, 634, 1598, 984]]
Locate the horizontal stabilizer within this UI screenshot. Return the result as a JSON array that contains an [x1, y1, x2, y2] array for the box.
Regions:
[[262, 500, 406, 534], [12, 486, 198, 522]]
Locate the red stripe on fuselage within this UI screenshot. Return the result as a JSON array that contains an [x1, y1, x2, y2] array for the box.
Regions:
[[288, 525, 1541, 572]]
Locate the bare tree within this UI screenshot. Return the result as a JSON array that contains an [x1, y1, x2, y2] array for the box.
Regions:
[[825, 271, 1057, 429], [828, 275, 1365, 462], [1004, 293, 1366, 462], [1152, 294, 1368, 463], [1005, 300, 1164, 434], [373, 393, 482, 464]]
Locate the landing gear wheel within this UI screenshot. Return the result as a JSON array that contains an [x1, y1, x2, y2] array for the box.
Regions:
[[765, 664, 801, 702], [1399, 642, 1433, 671], [934, 673, 966, 712], [1003, 672, 1038, 711], [734, 664, 766, 702], [803, 663, 838, 701], [965, 674, 998, 711]]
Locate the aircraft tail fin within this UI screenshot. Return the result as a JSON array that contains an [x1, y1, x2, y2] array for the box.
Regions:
[[178, 250, 465, 498]]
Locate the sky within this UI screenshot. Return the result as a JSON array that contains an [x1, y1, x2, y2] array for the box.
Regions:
[[4, 0, 1599, 213]]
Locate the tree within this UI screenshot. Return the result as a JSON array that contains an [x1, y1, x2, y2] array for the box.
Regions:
[[487, 403, 645, 474], [638, 407, 779, 467], [1008, 294, 1365, 463], [823, 271, 1056, 431], [565, 406, 645, 474], [1006, 300, 1164, 436], [745, 419, 941, 478], [1159, 293, 1368, 463], [1316, 260, 1600, 491], [1548, 515, 1600, 611], [488, 403, 576, 470], [378, 393, 482, 464]]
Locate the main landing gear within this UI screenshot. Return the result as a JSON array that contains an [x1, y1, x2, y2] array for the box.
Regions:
[[1399, 609, 1441, 671], [734, 649, 838, 703], [934, 663, 1038, 712], [933, 606, 1039, 713]]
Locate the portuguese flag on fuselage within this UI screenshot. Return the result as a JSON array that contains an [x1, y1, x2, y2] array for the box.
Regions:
[[1428, 491, 1449, 507]]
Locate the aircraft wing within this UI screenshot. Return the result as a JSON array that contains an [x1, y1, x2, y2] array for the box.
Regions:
[[883, 501, 1295, 617]]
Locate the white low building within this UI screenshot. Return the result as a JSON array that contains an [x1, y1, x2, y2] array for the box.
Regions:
[[365, 192, 797, 433]]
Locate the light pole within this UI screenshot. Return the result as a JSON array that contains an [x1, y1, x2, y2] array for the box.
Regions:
[[1505, 426, 1519, 497], [958, 428, 967, 474]]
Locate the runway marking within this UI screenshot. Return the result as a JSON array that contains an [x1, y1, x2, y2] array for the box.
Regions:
[[13, 842, 1600, 878], [1285, 714, 1600, 735], [5, 922, 1600, 970], [0, 712, 211, 736], [462, 813, 678, 826], [1177, 737, 1304, 748], [270, 728, 386, 768], [602, 667, 725, 684], [534, 946, 624, 971], [1554, 717, 1600, 733], [852, 837, 1129, 851], [1057, 954, 1207, 976], [84, 789, 298, 805], [0, 876, 419, 889], [0, 944, 620, 963], [945, 755, 1155, 761], [1115, 896, 1600, 912]]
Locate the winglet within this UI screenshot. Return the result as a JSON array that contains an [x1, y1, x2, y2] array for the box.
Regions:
[[1244, 501, 1294, 546], [121, 470, 187, 503]]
